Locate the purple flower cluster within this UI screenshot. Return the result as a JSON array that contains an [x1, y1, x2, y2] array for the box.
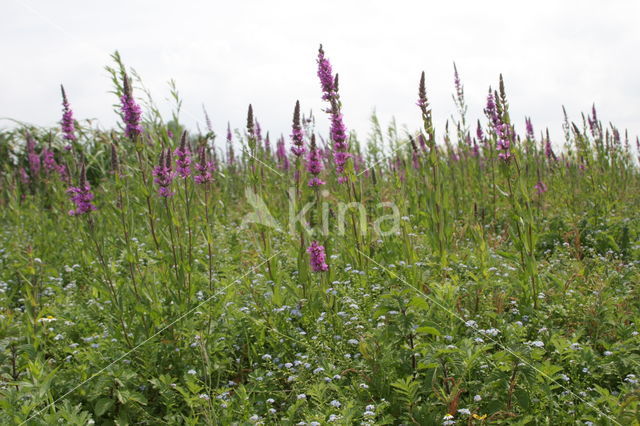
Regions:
[[276, 136, 290, 170], [194, 146, 215, 185], [525, 117, 535, 140], [485, 92, 511, 161], [307, 241, 328, 272], [42, 148, 57, 173], [226, 123, 235, 165], [67, 165, 96, 216], [174, 132, 192, 178], [153, 149, 175, 197], [60, 85, 76, 144], [317, 46, 335, 100], [534, 181, 548, 194], [26, 135, 41, 178], [476, 120, 485, 143], [290, 101, 305, 157], [306, 135, 325, 187], [120, 76, 143, 139], [317, 45, 351, 183]]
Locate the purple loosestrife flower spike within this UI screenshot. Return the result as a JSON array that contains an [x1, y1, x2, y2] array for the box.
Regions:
[[485, 91, 511, 161], [26, 133, 41, 178], [19, 167, 30, 185], [306, 134, 325, 187], [307, 241, 328, 272], [291, 100, 305, 157], [67, 164, 97, 216], [42, 147, 58, 173], [525, 117, 535, 140], [246, 105, 255, 138], [276, 136, 290, 170], [264, 132, 271, 154], [476, 120, 485, 143], [120, 75, 143, 139], [194, 146, 215, 185], [255, 119, 263, 144], [534, 181, 548, 194], [317, 46, 351, 182], [226, 122, 235, 165], [153, 149, 175, 197], [60, 85, 76, 145], [174, 131, 192, 178], [317, 45, 334, 100]]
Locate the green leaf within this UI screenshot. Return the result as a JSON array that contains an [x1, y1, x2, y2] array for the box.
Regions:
[[94, 397, 114, 417], [416, 326, 441, 336]]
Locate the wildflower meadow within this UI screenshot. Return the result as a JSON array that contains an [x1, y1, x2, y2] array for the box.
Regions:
[[1, 46, 639, 425]]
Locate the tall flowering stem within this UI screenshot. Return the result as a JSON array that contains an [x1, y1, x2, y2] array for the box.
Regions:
[[417, 71, 450, 268], [317, 45, 351, 184], [226, 122, 235, 166], [176, 131, 194, 296], [60, 85, 76, 148]]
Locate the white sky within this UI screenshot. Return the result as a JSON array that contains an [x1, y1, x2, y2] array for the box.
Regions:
[[2, 0, 639, 150]]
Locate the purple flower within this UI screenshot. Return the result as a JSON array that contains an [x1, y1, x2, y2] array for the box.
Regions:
[[255, 119, 263, 145], [486, 91, 511, 161], [42, 147, 58, 173], [290, 100, 305, 157], [307, 241, 328, 272], [19, 167, 29, 184], [476, 120, 485, 143], [194, 146, 215, 185], [484, 91, 500, 129], [317, 46, 351, 182], [153, 149, 175, 197], [60, 85, 76, 142], [120, 75, 143, 139], [26, 134, 41, 178], [317, 45, 335, 100], [226, 122, 235, 165], [67, 165, 96, 216], [306, 134, 324, 186], [264, 132, 271, 155], [545, 135, 556, 161], [525, 117, 534, 140], [276, 136, 290, 170], [534, 181, 548, 194], [174, 131, 192, 179]]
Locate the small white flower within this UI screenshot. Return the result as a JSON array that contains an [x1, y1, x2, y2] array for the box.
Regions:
[[474, 394, 482, 402], [457, 408, 471, 415], [359, 383, 369, 389], [330, 399, 341, 408], [187, 369, 196, 375], [297, 393, 307, 400], [261, 354, 272, 361]]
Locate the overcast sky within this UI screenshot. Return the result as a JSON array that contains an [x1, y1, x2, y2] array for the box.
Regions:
[[2, 0, 639, 150]]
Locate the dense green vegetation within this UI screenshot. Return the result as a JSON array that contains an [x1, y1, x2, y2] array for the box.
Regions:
[[0, 51, 639, 425]]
